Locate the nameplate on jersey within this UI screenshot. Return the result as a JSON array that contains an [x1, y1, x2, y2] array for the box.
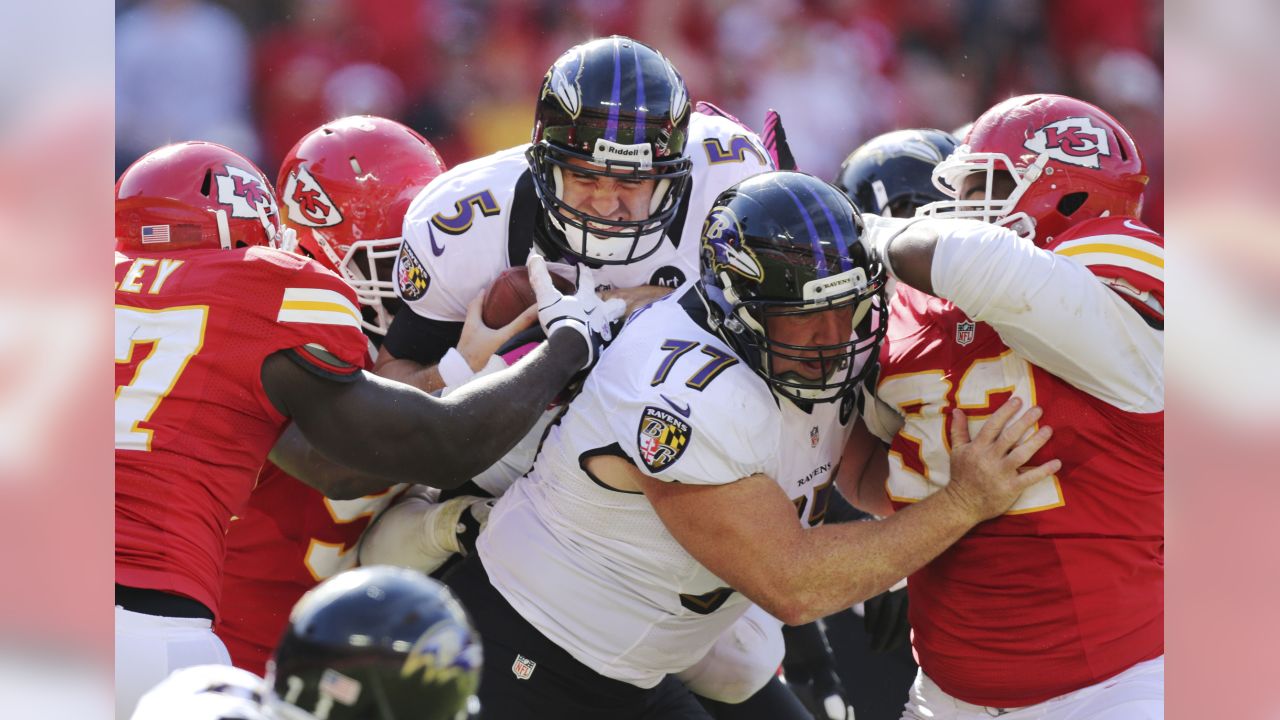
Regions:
[[593, 139, 653, 171], [638, 406, 692, 473]]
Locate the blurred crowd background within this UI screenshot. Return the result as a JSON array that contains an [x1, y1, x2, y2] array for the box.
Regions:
[[27, 1, 1280, 718], [114, 0, 1164, 230]]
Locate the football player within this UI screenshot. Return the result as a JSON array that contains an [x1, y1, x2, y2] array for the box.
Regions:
[[359, 33, 777, 646], [440, 171, 1059, 718], [132, 566, 480, 720], [375, 35, 774, 395], [857, 94, 1164, 719], [780, 127, 962, 720], [114, 141, 617, 716], [215, 116, 534, 677]]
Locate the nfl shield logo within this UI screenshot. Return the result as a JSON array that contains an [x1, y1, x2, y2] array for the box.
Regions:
[[955, 320, 976, 346], [810, 426, 820, 448], [512, 654, 536, 680]]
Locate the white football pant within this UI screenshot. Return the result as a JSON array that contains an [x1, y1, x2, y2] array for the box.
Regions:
[[115, 606, 231, 719]]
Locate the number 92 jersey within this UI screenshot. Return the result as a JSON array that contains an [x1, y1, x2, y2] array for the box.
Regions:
[[477, 285, 856, 689], [391, 110, 773, 325]]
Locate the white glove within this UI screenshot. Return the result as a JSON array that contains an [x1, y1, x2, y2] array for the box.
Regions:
[[859, 213, 923, 281], [527, 250, 626, 371]]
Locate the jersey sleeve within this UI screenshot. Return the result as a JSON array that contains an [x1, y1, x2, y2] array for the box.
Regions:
[[395, 156, 519, 323], [929, 219, 1163, 413], [270, 260, 371, 380], [597, 336, 781, 486]]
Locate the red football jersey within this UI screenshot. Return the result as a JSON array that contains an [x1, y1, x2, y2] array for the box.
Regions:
[[115, 246, 369, 618], [216, 463, 403, 674], [865, 219, 1164, 706]]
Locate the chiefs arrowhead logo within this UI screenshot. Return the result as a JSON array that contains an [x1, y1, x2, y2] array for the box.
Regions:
[[1024, 117, 1111, 169], [282, 164, 344, 228], [215, 165, 278, 219]]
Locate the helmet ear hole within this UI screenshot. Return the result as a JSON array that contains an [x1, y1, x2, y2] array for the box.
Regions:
[[200, 169, 213, 197], [1057, 192, 1087, 217]]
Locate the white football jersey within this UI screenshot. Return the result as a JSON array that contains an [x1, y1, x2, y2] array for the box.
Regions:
[[478, 284, 857, 688], [393, 111, 773, 321], [131, 664, 279, 720]]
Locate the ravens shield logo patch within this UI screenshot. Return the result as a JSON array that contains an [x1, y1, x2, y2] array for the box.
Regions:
[[637, 406, 692, 473], [397, 242, 430, 301]]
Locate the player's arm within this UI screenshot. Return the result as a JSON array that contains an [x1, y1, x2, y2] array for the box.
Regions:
[[263, 329, 583, 489], [375, 296, 537, 393], [267, 255, 620, 490], [267, 423, 396, 500], [878, 217, 1163, 412], [601, 398, 1059, 625], [834, 419, 893, 517]]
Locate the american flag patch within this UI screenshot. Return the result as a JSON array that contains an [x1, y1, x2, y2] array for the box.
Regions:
[[140, 225, 171, 244], [319, 668, 363, 705]]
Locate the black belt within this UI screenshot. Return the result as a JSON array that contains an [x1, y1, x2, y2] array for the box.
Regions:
[[116, 584, 213, 620]]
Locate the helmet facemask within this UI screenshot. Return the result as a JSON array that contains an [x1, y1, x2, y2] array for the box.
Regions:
[[714, 266, 886, 404], [917, 145, 1043, 241], [527, 140, 691, 264]]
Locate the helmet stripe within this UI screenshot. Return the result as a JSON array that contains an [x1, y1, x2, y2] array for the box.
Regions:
[[778, 183, 829, 277], [605, 38, 623, 142], [632, 44, 647, 144], [803, 185, 854, 272]]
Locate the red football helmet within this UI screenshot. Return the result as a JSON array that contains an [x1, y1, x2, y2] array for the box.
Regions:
[[921, 94, 1148, 245], [116, 141, 283, 252], [277, 115, 447, 336]]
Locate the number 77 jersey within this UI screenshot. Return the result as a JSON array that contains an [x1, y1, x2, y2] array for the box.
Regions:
[[115, 246, 370, 620]]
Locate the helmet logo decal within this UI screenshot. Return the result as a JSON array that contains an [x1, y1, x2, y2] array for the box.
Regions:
[[282, 164, 343, 228], [703, 206, 764, 282], [543, 48, 583, 119], [215, 165, 275, 219], [664, 58, 688, 124], [1024, 117, 1112, 169], [637, 406, 692, 472], [401, 620, 482, 687], [396, 240, 430, 301]]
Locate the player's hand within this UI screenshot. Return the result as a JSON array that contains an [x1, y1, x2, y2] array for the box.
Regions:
[[857, 213, 916, 266], [862, 583, 910, 653], [527, 250, 625, 371], [942, 397, 1062, 523], [458, 294, 538, 370]]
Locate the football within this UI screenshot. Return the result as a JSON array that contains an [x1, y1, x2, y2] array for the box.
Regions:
[[481, 266, 576, 328]]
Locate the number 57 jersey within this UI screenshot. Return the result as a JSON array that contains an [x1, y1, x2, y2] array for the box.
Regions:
[[115, 246, 370, 619]]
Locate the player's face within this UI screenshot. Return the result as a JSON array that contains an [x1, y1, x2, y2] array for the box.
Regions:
[[561, 157, 657, 233], [763, 304, 856, 381], [960, 170, 1018, 202]]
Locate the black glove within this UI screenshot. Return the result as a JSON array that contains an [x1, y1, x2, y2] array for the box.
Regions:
[[782, 622, 855, 720], [862, 585, 911, 654], [786, 665, 854, 720]]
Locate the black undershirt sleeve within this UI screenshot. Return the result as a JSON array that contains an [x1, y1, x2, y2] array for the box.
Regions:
[[379, 303, 464, 366]]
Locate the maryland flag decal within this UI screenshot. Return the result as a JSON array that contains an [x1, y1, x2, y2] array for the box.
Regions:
[[397, 241, 430, 301], [637, 406, 692, 473]]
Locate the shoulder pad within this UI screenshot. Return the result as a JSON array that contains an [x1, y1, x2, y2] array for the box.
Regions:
[[1048, 217, 1164, 325]]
